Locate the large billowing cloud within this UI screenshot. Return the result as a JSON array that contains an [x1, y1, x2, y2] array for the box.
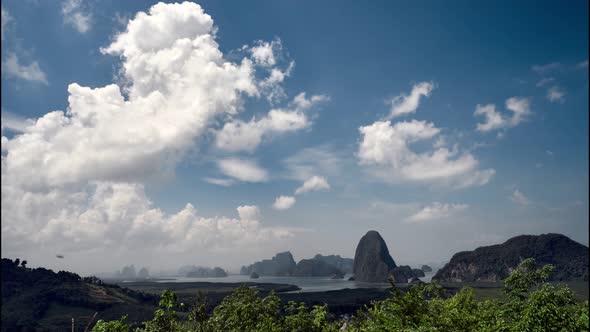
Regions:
[[358, 119, 494, 188], [1, 178, 291, 252], [5, 2, 260, 191], [1, 2, 305, 270]]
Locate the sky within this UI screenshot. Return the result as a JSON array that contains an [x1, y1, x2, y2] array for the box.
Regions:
[[1, 0, 588, 276]]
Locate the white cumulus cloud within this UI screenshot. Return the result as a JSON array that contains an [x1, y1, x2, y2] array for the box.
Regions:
[[5, 2, 262, 191], [237, 205, 261, 221], [358, 119, 494, 188], [250, 39, 281, 67], [360, 82, 493, 189], [273, 195, 296, 210], [1, 2, 306, 269]]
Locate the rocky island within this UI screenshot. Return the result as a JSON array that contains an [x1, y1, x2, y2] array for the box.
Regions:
[[421, 265, 433, 272], [293, 259, 345, 278], [352, 230, 424, 283], [182, 266, 227, 278], [241, 252, 353, 278], [240, 252, 297, 276]]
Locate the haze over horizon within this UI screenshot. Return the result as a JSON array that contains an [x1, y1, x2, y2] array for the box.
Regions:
[[1, 0, 588, 276]]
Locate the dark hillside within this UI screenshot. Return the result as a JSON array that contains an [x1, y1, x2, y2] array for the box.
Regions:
[[1, 258, 157, 331]]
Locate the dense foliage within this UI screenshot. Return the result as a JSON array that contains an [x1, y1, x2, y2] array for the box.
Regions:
[[93, 258, 589, 331]]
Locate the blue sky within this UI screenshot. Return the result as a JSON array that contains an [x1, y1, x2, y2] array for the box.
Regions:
[[1, 0, 588, 274]]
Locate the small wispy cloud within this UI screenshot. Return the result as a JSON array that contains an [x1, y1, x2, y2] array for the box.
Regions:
[[62, 0, 92, 34], [546, 86, 565, 103], [1, 109, 34, 133], [577, 59, 589, 69], [387, 81, 434, 119], [282, 145, 342, 181], [474, 97, 531, 133], [510, 189, 531, 206], [405, 202, 468, 224], [536, 77, 555, 87], [203, 177, 235, 187], [531, 62, 562, 74], [1, 6, 12, 41], [1, 53, 48, 84]]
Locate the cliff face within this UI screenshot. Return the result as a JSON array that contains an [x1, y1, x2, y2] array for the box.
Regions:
[[352, 230, 397, 282], [313, 254, 354, 274], [433, 233, 589, 282], [240, 252, 297, 276]]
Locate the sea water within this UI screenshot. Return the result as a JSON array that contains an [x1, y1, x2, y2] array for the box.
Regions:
[[154, 271, 436, 293]]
